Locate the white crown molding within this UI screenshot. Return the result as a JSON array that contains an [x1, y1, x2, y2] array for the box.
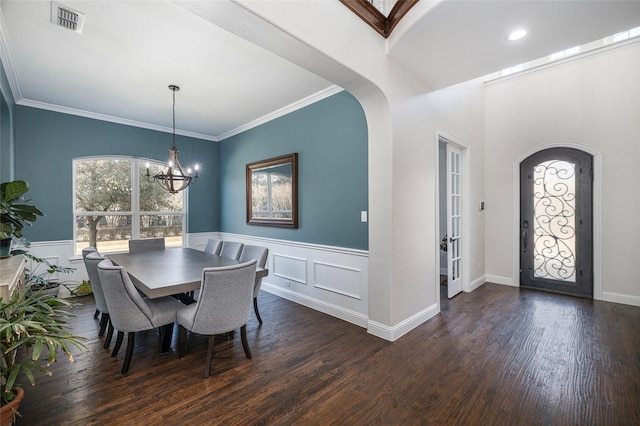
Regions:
[[15, 98, 220, 142], [485, 35, 640, 86], [0, 7, 21, 103], [13, 85, 344, 143], [216, 85, 344, 141]]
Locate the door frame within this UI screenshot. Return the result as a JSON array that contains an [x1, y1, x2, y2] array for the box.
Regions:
[[512, 142, 603, 300], [435, 129, 470, 306]]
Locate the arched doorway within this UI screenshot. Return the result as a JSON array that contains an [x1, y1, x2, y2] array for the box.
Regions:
[[519, 147, 593, 297]]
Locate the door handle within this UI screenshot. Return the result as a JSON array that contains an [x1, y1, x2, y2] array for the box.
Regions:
[[522, 231, 528, 252]]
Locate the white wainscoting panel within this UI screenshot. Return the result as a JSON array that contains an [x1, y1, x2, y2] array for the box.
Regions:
[[216, 232, 370, 326], [313, 261, 362, 300], [28, 255, 61, 282], [273, 254, 307, 284]]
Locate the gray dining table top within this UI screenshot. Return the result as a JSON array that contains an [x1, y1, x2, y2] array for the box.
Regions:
[[108, 247, 267, 299]]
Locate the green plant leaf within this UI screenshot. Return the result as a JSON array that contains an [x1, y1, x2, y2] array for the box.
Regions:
[[2, 180, 29, 201]]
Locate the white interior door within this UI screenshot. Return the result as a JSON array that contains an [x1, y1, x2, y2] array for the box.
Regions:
[[447, 144, 463, 298]]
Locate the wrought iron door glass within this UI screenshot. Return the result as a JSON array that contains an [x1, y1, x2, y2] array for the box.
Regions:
[[532, 160, 576, 282]]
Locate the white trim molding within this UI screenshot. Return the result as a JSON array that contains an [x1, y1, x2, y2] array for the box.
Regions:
[[367, 303, 439, 341]]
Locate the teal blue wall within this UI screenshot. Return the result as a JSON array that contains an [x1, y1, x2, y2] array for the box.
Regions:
[[0, 62, 15, 182], [14, 107, 219, 241], [219, 91, 368, 250], [12, 90, 368, 250]]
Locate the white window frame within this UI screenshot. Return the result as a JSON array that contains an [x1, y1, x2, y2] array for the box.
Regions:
[[72, 156, 187, 254]]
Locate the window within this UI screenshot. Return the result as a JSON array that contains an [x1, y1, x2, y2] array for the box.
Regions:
[[73, 157, 185, 254]]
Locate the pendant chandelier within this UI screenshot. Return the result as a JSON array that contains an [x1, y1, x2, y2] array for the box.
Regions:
[[146, 84, 198, 194]]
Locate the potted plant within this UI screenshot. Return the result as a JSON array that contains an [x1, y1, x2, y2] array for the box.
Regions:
[[0, 288, 87, 424], [0, 180, 44, 257], [20, 253, 76, 298]]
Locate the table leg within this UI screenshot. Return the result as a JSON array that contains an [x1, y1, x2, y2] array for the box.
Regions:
[[160, 323, 174, 353]]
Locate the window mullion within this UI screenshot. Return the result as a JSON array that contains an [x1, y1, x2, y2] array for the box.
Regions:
[[131, 159, 140, 239]]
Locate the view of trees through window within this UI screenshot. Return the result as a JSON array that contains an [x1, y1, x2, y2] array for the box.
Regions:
[[251, 171, 292, 219], [74, 158, 185, 254]]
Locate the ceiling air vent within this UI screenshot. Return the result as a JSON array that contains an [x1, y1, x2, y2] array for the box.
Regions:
[[50, 2, 85, 34]]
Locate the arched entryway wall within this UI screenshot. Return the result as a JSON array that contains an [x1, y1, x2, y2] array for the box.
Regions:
[[173, 0, 469, 340], [513, 142, 603, 300]]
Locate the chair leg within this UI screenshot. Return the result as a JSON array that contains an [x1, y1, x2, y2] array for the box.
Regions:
[[178, 325, 187, 358], [253, 297, 263, 325], [160, 323, 174, 354], [104, 317, 114, 349], [98, 313, 109, 337], [122, 332, 136, 374], [112, 331, 124, 357], [240, 324, 252, 359], [94, 308, 100, 319], [204, 335, 214, 378]]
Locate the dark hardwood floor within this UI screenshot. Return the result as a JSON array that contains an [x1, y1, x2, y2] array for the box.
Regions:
[[14, 283, 640, 425]]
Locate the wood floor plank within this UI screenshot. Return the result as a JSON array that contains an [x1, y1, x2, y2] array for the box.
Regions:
[[11, 283, 640, 425]]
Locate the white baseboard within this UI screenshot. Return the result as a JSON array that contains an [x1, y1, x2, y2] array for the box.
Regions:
[[485, 274, 517, 287], [602, 291, 640, 307], [262, 282, 368, 327], [367, 303, 439, 341], [468, 275, 486, 291]]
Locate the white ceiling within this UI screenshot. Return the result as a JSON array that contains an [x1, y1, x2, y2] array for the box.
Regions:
[[1, 0, 639, 141], [389, 0, 640, 90]]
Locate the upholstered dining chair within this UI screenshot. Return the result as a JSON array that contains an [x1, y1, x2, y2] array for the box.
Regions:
[[97, 258, 183, 374], [82, 246, 100, 319], [239, 245, 269, 325], [204, 238, 223, 255], [219, 241, 244, 260], [177, 260, 257, 377], [83, 250, 115, 349], [128, 237, 165, 253]]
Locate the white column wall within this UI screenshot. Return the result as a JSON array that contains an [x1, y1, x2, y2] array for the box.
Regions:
[[169, 0, 488, 339]]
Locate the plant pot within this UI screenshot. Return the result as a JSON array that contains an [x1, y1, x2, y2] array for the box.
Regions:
[[0, 387, 25, 426], [28, 283, 60, 298], [0, 237, 12, 258]]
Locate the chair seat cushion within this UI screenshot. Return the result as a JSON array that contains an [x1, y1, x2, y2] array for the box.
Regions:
[[147, 296, 184, 328], [177, 303, 197, 331], [177, 302, 243, 336]]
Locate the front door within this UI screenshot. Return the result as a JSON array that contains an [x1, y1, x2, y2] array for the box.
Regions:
[[520, 147, 593, 297]]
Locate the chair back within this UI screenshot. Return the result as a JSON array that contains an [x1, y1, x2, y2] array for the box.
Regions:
[[239, 245, 268, 268], [129, 238, 165, 253], [219, 241, 244, 260], [239, 245, 269, 297], [185, 260, 256, 335], [204, 239, 222, 255], [97, 259, 155, 332], [84, 251, 109, 313], [82, 246, 97, 260]]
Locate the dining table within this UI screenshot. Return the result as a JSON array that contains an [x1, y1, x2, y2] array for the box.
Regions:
[[107, 247, 268, 299]]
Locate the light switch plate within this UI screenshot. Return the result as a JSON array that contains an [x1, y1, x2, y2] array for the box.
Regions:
[[361, 211, 368, 222]]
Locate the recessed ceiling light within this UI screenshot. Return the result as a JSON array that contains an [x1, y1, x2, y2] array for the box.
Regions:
[[507, 29, 528, 41]]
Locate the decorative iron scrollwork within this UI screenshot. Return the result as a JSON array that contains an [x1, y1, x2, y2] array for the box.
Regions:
[[532, 160, 576, 282]]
